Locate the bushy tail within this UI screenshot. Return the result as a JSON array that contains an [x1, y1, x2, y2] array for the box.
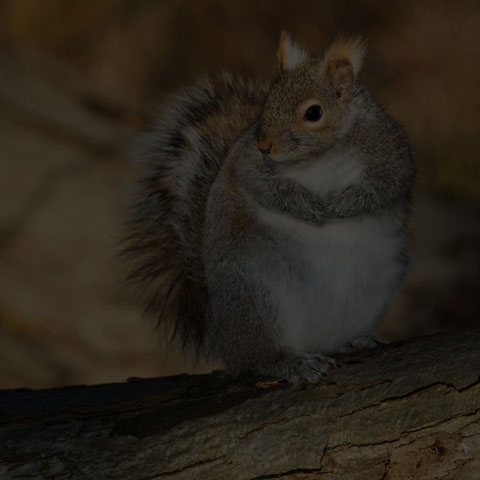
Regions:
[[120, 73, 268, 351]]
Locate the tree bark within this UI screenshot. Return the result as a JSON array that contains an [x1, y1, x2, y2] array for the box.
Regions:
[[1, 329, 479, 480]]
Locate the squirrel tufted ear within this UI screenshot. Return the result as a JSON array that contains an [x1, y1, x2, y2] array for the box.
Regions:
[[277, 31, 308, 71], [322, 36, 366, 101]]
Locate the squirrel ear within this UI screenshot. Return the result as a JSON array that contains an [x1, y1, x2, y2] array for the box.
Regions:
[[322, 36, 366, 101], [277, 31, 308, 71]]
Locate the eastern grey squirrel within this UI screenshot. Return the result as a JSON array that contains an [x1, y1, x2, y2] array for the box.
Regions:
[[122, 33, 415, 382]]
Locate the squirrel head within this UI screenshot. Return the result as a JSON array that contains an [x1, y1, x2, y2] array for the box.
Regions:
[[255, 32, 366, 164]]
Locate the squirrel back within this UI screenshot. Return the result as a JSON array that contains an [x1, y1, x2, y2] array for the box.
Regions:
[[121, 73, 269, 349]]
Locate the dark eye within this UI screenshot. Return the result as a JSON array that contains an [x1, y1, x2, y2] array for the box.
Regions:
[[304, 105, 323, 122]]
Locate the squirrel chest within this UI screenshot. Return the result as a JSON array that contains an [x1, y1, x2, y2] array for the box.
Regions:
[[254, 206, 405, 353]]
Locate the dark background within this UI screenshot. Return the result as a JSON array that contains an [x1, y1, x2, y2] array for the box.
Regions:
[[0, 0, 478, 389]]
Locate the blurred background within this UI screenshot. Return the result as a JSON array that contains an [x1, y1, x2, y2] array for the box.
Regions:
[[0, 0, 478, 389]]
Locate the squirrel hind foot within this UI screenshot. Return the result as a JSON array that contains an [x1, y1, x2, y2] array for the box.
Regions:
[[340, 333, 387, 353], [257, 353, 336, 384]]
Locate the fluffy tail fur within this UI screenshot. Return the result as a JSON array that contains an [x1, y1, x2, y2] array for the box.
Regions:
[[120, 73, 268, 351]]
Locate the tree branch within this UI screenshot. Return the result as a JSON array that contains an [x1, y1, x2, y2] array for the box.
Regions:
[[1, 329, 479, 479]]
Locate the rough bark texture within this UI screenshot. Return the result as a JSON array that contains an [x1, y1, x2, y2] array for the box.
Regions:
[[1, 329, 480, 480]]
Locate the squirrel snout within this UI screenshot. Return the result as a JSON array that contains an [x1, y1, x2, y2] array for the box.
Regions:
[[254, 135, 273, 155]]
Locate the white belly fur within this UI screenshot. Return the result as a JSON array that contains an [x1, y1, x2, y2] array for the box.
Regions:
[[256, 207, 404, 354]]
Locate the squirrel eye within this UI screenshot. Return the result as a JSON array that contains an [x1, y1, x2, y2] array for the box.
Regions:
[[304, 105, 323, 122]]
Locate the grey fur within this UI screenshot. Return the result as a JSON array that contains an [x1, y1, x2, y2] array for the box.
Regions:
[[121, 40, 415, 383]]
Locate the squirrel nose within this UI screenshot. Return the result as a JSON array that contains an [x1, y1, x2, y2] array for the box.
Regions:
[[255, 136, 272, 155]]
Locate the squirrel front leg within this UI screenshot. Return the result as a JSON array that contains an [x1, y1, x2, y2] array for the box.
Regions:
[[236, 121, 414, 224], [242, 155, 412, 226]]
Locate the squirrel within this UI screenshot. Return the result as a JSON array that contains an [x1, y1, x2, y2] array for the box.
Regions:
[[121, 32, 415, 383]]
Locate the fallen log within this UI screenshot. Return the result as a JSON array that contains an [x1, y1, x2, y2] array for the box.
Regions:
[[1, 328, 479, 479]]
